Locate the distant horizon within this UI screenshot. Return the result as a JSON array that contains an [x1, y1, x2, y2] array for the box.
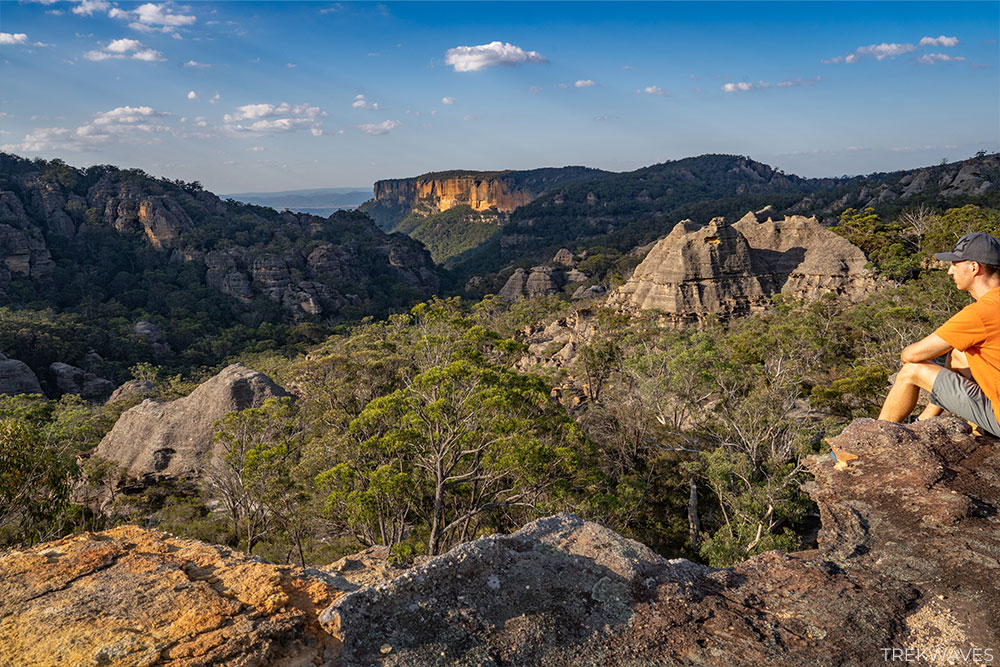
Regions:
[[3, 1, 997, 193]]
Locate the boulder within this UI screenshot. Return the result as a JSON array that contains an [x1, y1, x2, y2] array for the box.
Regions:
[[107, 379, 155, 403], [93, 364, 290, 481], [49, 362, 114, 400], [0, 525, 343, 667], [0, 354, 43, 396]]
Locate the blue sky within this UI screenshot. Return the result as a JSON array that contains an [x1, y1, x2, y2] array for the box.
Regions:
[[1, 1, 997, 193]]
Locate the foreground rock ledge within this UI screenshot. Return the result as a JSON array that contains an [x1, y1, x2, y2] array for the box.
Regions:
[[0, 526, 343, 667], [1, 416, 997, 666]]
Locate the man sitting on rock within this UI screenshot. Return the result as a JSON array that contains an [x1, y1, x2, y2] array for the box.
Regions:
[[878, 232, 1000, 437]]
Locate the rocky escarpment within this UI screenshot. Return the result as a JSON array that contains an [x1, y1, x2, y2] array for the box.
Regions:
[[93, 363, 289, 482], [0, 154, 440, 322], [608, 211, 877, 322], [2, 416, 997, 665], [0, 525, 344, 667], [365, 166, 607, 232]]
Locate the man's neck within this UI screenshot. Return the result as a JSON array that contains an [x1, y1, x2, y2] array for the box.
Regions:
[[970, 280, 1000, 301]]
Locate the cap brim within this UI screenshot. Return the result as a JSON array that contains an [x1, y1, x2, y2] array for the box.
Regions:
[[934, 252, 963, 261]]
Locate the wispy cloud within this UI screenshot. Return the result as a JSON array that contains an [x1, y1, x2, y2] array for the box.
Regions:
[[84, 37, 165, 62], [722, 76, 821, 93], [183, 60, 210, 68], [917, 53, 967, 64], [636, 86, 664, 95], [357, 120, 401, 135], [223, 102, 326, 135], [444, 41, 547, 72], [2, 105, 174, 153], [187, 90, 197, 100], [575, 79, 596, 88], [824, 35, 960, 64], [441, 96, 456, 105], [351, 94, 379, 110]]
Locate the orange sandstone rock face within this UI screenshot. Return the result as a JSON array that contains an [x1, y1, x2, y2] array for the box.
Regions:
[[374, 177, 534, 214], [0, 526, 342, 667]]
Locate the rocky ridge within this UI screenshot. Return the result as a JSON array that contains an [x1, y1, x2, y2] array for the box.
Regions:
[[3, 416, 996, 665], [0, 154, 439, 321], [608, 210, 878, 322], [92, 363, 289, 482]]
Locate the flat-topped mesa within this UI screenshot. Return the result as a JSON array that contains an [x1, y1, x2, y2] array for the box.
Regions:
[[610, 210, 877, 322], [374, 173, 534, 214], [607, 216, 777, 323]]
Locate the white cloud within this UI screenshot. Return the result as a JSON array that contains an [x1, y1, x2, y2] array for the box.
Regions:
[[637, 86, 664, 95], [0, 33, 29, 45], [2, 105, 174, 153], [821, 56, 843, 65], [72, 0, 110, 16], [723, 77, 820, 93], [444, 41, 547, 72], [920, 35, 959, 47], [223, 102, 326, 135], [574, 79, 596, 88], [86, 37, 164, 62], [857, 42, 917, 60], [351, 94, 379, 110], [248, 146, 264, 152], [918, 53, 967, 64], [187, 90, 198, 100], [357, 120, 401, 135], [441, 96, 456, 105], [183, 60, 210, 68], [134, 3, 196, 27], [107, 38, 144, 53]]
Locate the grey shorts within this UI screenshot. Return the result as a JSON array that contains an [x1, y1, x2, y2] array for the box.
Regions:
[[930, 369, 1000, 437]]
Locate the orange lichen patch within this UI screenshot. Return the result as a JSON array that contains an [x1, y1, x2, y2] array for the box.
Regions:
[[0, 527, 340, 667]]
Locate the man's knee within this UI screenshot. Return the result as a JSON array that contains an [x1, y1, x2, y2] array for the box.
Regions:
[[896, 361, 942, 391]]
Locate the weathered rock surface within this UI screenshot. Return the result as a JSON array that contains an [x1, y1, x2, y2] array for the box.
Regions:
[[321, 415, 999, 665], [609, 213, 877, 322], [0, 525, 343, 667], [93, 363, 290, 481], [607, 216, 777, 322], [734, 212, 879, 302], [49, 361, 114, 400], [107, 378, 155, 403], [0, 352, 43, 396]]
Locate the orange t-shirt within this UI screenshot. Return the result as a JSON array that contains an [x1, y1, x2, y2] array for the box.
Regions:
[[935, 286, 1000, 422]]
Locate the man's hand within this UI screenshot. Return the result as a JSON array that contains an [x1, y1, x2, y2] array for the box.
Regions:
[[900, 333, 952, 364]]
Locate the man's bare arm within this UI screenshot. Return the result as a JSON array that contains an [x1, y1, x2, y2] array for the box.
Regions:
[[900, 333, 952, 364]]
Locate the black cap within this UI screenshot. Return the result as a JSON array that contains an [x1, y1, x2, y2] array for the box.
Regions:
[[934, 232, 1000, 265]]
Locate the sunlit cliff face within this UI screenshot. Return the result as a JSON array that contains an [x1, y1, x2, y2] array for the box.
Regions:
[[374, 177, 534, 214]]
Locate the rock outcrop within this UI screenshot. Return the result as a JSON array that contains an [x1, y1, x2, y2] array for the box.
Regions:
[[609, 213, 877, 322], [48, 361, 114, 400], [93, 364, 290, 481], [320, 416, 999, 665], [734, 211, 878, 302], [0, 352, 43, 396], [0, 525, 343, 667], [608, 216, 777, 322]]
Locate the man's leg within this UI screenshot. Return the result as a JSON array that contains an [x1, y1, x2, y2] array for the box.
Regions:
[[917, 349, 970, 420], [878, 361, 945, 422]]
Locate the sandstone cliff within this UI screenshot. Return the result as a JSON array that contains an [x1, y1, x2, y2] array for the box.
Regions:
[[6, 416, 996, 665], [93, 364, 289, 482], [609, 212, 877, 322]]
